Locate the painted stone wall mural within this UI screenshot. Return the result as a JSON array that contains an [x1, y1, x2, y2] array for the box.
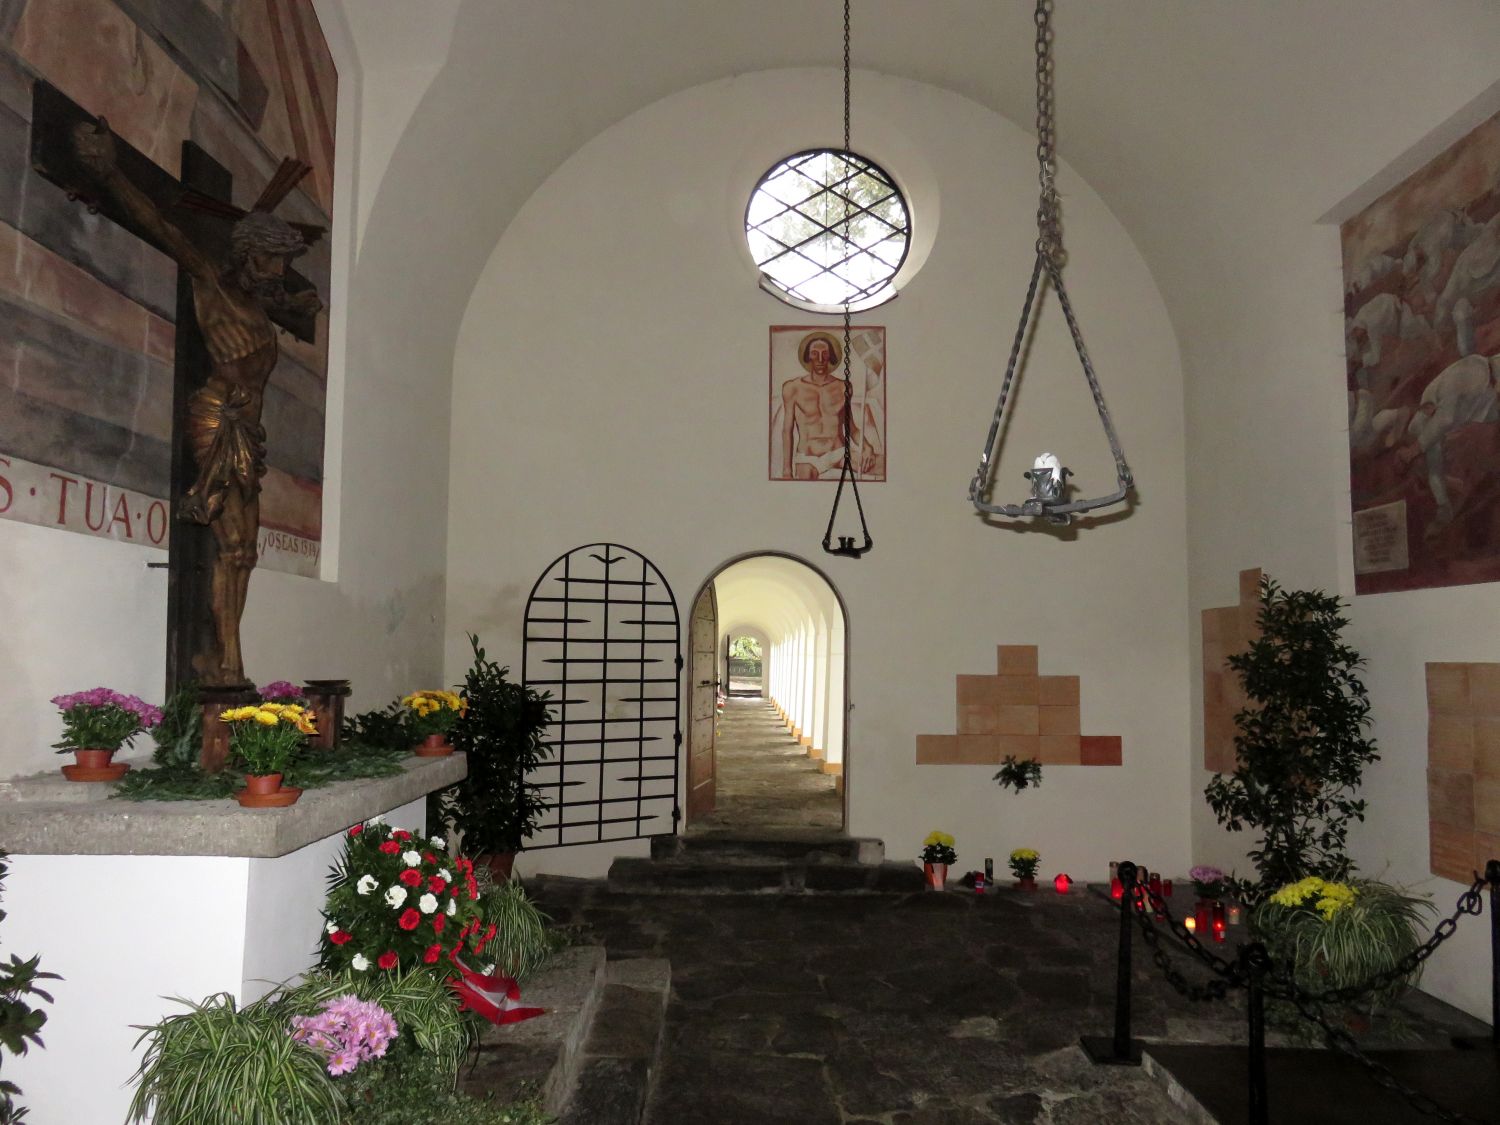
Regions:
[[769, 324, 886, 482], [1342, 110, 1500, 593], [0, 0, 335, 578]]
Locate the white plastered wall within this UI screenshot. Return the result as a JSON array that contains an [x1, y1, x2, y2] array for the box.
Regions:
[[1181, 77, 1500, 1021], [446, 68, 1191, 884]]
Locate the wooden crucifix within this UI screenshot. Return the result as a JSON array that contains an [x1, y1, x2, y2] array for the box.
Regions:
[[29, 80, 324, 701]]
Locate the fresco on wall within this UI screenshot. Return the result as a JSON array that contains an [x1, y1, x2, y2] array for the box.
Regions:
[[1342, 111, 1500, 594], [0, 0, 334, 577], [769, 325, 886, 482]]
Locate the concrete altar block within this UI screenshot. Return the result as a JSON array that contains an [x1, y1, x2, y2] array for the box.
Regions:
[[0, 755, 465, 1123]]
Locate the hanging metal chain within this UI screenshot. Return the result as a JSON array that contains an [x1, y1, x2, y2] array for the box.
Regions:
[[1125, 888, 1237, 1003], [1033, 0, 1063, 266], [822, 0, 872, 558]]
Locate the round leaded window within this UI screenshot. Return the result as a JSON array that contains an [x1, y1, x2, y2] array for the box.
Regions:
[[745, 148, 910, 312]]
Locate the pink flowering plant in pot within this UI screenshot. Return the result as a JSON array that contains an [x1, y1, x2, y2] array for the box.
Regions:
[[289, 993, 398, 1077], [51, 687, 162, 763], [319, 818, 493, 978], [257, 679, 308, 705]]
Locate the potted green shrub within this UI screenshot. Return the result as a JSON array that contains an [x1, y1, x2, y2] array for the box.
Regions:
[[1204, 576, 1379, 900], [439, 635, 554, 881]]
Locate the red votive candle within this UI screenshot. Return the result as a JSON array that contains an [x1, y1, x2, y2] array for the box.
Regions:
[[1212, 901, 1227, 943], [1110, 877, 1124, 900], [1195, 899, 1212, 934], [1162, 879, 1174, 898], [1054, 873, 1071, 894]]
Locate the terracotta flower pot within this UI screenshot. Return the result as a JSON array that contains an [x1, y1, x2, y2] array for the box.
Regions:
[[61, 748, 130, 783], [235, 773, 302, 808], [482, 853, 516, 882], [414, 733, 453, 757], [923, 862, 948, 891], [1017, 876, 1038, 891]]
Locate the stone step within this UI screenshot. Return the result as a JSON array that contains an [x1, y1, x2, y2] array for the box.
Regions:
[[651, 830, 883, 865], [560, 959, 671, 1125], [607, 855, 924, 895]]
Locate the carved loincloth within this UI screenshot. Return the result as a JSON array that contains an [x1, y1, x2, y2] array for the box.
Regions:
[[181, 382, 267, 525]]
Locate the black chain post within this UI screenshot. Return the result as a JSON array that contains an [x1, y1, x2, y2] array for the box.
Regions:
[[1242, 943, 1271, 1125], [1081, 860, 1143, 1065]]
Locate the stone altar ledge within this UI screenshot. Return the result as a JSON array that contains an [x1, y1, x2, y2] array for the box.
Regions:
[[0, 754, 465, 858]]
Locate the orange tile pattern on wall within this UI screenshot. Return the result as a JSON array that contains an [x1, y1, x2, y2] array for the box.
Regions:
[[1202, 568, 1263, 773], [1425, 662, 1500, 883], [915, 645, 1122, 767]]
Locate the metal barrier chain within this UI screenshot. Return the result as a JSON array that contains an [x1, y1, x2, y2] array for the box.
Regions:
[[1126, 889, 1241, 1002], [1133, 883, 1247, 983], [1287, 991, 1485, 1125], [1265, 874, 1487, 1006]]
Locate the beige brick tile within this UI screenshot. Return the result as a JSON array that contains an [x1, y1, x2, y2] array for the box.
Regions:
[[995, 676, 1040, 705], [1038, 734, 1081, 764], [1429, 715, 1476, 773], [1428, 767, 1475, 830], [1081, 735, 1123, 766], [1038, 675, 1080, 707], [1426, 663, 1471, 715], [956, 675, 1000, 708], [1039, 705, 1080, 736], [916, 735, 960, 765], [953, 736, 1001, 765], [995, 734, 1040, 761], [958, 705, 998, 736], [994, 705, 1041, 735], [1431, 821, 1475, 883], [1470, 664, 1500, 716], [997, 645, 1039, 676]]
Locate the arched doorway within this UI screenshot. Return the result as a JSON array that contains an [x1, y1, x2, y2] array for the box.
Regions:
[[685, 552, 848, 833]]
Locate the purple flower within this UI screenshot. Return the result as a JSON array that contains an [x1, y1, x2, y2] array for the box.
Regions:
[[259, 680, 305, 702], [288, 994, 398, 1077]]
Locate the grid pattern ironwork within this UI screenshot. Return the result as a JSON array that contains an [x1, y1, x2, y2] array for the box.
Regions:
[[521, 544, 681, 849], [745, 148, 910, 309]]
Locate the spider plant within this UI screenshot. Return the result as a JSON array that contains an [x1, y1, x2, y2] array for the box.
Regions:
[[127, 992, 342, 1125], [477, 880, 556, 982]]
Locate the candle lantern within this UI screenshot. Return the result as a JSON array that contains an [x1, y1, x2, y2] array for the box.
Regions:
[[1110, 877, 1124, 901], [1227, 903, 1243, 926], [303, 679, 352, 751], [1212, 901, 1227, 943], [1053, 873, 1072, 894], [1183, 915, 1197, 933], [1109, 860, 1119, 882], [1162, 879, 1174, 898], [1194, 899, 1212, 935]]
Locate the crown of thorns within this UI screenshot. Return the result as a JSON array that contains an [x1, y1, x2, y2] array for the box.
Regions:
[[175, 156, 326, 251]]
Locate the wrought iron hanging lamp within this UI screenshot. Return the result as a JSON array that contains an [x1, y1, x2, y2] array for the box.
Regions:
[[967, 0, 1134, 526], [822, 0, 874, 559]]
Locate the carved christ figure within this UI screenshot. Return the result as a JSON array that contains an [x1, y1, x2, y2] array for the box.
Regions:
[[72, 119, 323, 687]]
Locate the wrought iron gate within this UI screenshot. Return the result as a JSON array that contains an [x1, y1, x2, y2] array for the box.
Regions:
[[521, 544, 682, 849]]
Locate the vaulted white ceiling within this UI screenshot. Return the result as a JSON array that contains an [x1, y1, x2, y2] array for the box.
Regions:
[[337, 0, 1500, 375]]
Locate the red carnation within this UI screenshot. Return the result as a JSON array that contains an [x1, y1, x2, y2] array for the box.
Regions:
[[484, 923, 497, 942], [432, 914, 446, 934], [423, 943, 442, 964], [466, 877, 479, 900], [423, 852, 437, 865], [378, 951, 398, 970], [398, 908, 421, 931], [330, 929, 353, 946], [393, 830, 412, 841], [399, 869, 423, 887], [428, 876, 448, 894], [348, 824, 363, 836], [379, 841, 400, 855], [455, 857, 472, 874]]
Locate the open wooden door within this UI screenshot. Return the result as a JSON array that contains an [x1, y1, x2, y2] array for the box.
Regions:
[[686, 582, 718, 821]]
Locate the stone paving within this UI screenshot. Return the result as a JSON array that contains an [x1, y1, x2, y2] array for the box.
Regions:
[[532, 880, 1486, 1124], [690, 698, 842, 833]]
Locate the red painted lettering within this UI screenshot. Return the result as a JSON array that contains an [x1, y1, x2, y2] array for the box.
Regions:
[[49, 473, 78, 525], [0, 457, 11, 515], [146, 501, 168, 545], [108, 492, 134, 539], [84, 482, 109, 532]]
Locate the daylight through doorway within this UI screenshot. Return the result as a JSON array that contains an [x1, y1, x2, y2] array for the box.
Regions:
[[685, 553, 847, 833]]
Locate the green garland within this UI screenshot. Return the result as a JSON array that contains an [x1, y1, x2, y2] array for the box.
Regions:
[[113, 740, 408, 803]]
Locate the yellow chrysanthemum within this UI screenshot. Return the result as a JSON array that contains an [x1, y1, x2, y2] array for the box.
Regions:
[[923, 831, 954, 847], [294, 715, 318, 736], [1269, 877, 1358, 920], [1010, 848, 1039, 861], [252, 711, 279, 727]]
